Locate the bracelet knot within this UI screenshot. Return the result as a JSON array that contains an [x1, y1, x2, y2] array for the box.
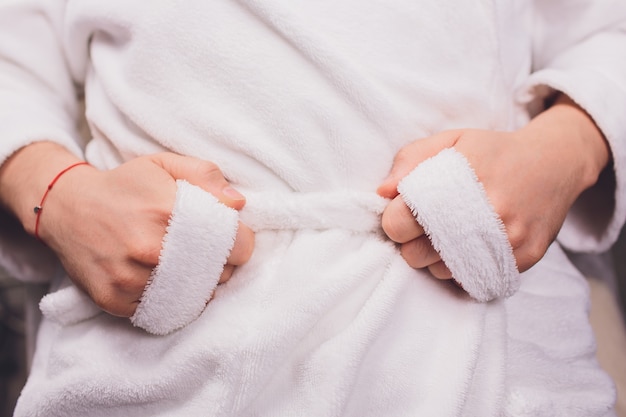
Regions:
[[34, 161, 90, 243]]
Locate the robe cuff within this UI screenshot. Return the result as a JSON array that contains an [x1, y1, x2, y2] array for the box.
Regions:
[[518, 43, 626, 253], [131, 180, 239, 335], [398, 148, 520, 302]]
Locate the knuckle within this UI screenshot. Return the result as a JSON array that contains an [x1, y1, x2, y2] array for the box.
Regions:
[[195, 160, 224, 182], [90, 288, 131, 317], [429, 262, 453, 279], [89, 266, 149, 317], [518, 242, 547, 272], [89, 288, 111, 310], [506, 223, 525, 250], [393, 146, 414, 167], [381, 211, 401, 241], [230, 223, 255, 264], [126, 236, 161, 266], [400, 238, 433, 268], [488, 195, 504, 217], [381, 205, 413, 242], [240, 225, 256, 260], [219, 264, 235, 284], [109, 269, 146, 295]]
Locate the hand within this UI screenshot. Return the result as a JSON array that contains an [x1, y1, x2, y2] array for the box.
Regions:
[[377, 94, 610, 279], [0, 144, 254, 317]]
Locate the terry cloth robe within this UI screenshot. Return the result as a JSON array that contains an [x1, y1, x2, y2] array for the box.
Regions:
[[1, 1, 626, 416]]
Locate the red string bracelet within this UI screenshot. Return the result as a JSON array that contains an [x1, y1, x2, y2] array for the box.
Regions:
[[33, 161, 90, 243]]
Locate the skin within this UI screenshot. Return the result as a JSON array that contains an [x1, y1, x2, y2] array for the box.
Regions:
[[0, 94, 610, 315], [0, 143, 255, 317], [377, 94, 611, 279]]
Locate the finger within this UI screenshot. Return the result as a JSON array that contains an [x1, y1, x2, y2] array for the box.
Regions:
[[399, 235, 441, 268], [86, 269, 150, 318], [227, 221, 255, 265], [112, 302, 139, 318], [150, 152, 247, 210], [512, 241, 546, 274], [219, 264, 236, 284], [377, 130, 461, 198], [381, 195, 424, 243], [428, 261, 453, 280]]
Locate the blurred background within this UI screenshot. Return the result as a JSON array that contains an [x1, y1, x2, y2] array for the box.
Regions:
[[1, 230, 625, 417], [0, 268, 28, 417]]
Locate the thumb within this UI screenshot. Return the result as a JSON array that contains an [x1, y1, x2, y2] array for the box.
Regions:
[[377, 130, 461, 198], [150, 152, 246, 210]]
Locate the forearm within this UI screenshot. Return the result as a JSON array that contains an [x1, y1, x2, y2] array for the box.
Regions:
[[0, 141, 84, 235]]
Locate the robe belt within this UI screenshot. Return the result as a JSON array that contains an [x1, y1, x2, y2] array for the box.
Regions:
[[239, 190, 389, 233], [41, 149, 520, 336]]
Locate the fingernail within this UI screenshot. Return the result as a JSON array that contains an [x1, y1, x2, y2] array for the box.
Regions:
[[222, 186, 245, 201]]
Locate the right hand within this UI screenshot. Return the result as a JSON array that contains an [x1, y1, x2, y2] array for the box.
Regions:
[[377, 96, 609, 280], [3, 147, 254, 317]]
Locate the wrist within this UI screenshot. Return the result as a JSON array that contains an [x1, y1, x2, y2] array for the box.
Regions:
[[0, 142, 86, 235], [554, 95, 610, 186], [520, 94, 610, 195]]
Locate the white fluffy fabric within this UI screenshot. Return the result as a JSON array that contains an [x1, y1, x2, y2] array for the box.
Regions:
[[131, 180, 239, 335], [39, 282, 100, 326], [26, 150, 613, 417], [398, 148, 520, 302], [240, 190, 388, 232], [2, 1, 624, 415]]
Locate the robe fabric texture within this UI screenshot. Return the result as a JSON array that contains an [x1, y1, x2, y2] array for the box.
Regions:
[[1, 1, 626, 416]]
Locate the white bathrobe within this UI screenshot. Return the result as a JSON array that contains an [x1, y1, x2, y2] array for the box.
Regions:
[[1, 1, 626, 416]]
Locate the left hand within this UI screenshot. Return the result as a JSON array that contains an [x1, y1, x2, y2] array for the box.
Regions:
[[377, 95, 610, 278]]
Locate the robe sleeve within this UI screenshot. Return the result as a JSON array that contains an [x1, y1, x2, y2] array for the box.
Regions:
[[518, 0, 626, 253], [0, 0, 85, 282]]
